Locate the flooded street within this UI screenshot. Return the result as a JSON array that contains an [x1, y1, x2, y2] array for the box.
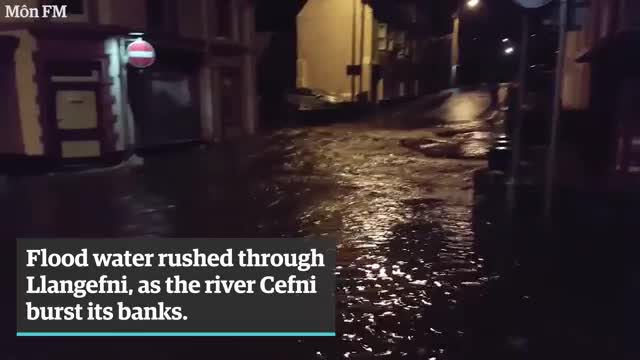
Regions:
[[5, 90, 520, 359]]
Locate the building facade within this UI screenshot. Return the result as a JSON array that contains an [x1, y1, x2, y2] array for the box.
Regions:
[[255, 0, 304, 128], [296, 0, 431, 104], [561, 0, 640, 182], [0, 0, 257, 168]]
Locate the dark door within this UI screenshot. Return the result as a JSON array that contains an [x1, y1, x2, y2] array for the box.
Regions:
[[220, 67, 243, 140], [147, 69, 201, 145]]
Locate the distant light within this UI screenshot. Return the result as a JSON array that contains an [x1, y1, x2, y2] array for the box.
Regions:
[[502, 38, 509, 43], [466, 0, 480, 9], [504, 47, 515, 55], [129, 32, 145, 36], [530, 34, 537, 37]]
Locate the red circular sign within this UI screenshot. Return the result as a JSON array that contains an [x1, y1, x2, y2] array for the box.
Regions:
[[127, 39, 155, 69]]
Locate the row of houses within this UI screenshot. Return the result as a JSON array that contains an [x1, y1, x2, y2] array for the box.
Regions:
[[13, 0, 615, 173], [1, 0, 444, 169], [296, 0, 447, 104], [0, 0, 257, 168]]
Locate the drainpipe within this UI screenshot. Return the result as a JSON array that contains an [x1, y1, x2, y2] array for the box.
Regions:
[[359, 0, 365, 101], [201, 0, 214, 143], [450, 13, 460, 88], [202, 0, 210, 74], [118, 37, 133, 154], [351, 0, 357, 102], [242, 1, 257, 135]]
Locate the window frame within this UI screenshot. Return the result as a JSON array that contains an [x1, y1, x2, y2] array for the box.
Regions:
[[210, 0, 239, 41]]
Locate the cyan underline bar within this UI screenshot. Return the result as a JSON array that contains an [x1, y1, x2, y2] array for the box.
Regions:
[[16, 332, 336, 337]]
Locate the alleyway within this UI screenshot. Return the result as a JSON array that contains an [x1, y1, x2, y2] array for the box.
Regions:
[[5, 90, 509, 359]]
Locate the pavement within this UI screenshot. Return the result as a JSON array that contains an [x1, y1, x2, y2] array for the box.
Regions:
[[2, 88, 624, 359]]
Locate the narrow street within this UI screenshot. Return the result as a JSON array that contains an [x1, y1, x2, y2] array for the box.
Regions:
[[5, 90, 504, 359], [2, 0, 636, 358]]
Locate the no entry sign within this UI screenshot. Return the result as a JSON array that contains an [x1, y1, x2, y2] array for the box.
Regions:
[[127, 39, 155, 69]]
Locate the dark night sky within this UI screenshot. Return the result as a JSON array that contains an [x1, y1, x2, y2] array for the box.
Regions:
[[255, 0, 305, 31], [255, 0, 555, 41], [455, 1, 557, 76], [254, 0, 558, 84]]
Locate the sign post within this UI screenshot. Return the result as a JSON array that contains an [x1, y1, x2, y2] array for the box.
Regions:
[[507, 0, 553, 218], [506, 13, 530, 218], [544, 0, 569, 227], [507, 0, 554, 217]]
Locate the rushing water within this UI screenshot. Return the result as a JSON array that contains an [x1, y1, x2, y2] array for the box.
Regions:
[[6, 91, 525, 359], [6, 89, 631, 360], [6, 123, 489, 359]]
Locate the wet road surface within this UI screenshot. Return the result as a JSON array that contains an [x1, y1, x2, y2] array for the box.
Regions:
[[2, 90, 559, 359]]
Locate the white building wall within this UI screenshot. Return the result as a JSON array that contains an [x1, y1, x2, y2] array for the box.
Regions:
[[1, 30, 42, 155], [104, 37, 129, 151], [297, 0, 374, 100]]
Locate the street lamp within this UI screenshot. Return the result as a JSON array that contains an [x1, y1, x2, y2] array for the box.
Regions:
[[451, 0, 481, 87], [504, 46, 515, 55], [466, 0, 480, 8]]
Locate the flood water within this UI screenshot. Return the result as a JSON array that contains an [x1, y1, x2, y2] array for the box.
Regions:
[[3, 90, 630, 359]]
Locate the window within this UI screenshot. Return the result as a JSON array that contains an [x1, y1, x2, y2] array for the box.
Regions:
[[208, 0, 238, 40], [146, 0, 178, 33], [216, 0, 232, 38], [377, 23, 388, 51]]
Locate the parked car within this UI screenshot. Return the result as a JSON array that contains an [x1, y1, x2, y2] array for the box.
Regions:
[[285, 88, 346, 111]]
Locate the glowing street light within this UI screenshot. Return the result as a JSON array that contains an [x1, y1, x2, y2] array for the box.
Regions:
[[502, 38, 510, 43], [466, 0, 480, 9], [504, 46, 515, 55]]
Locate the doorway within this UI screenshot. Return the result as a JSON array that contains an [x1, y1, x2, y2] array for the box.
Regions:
[[47, 61, 104, 159]]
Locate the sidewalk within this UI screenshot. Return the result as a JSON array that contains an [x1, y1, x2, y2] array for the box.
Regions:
[[471, 167, 640, 358]]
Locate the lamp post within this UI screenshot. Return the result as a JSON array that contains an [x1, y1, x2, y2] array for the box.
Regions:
[[544, 0, 569, 227], [450, 0, 480, 88]]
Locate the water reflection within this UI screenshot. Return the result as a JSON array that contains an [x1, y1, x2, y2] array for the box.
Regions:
[[281, 126, 486, 358], [6, 120, 486, 359]]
